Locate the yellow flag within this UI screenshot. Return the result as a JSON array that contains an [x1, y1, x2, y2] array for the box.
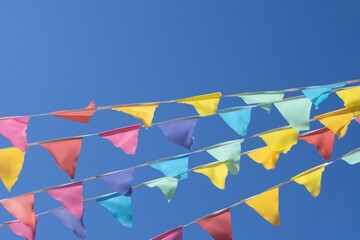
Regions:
[[193, 162, 228, 190], [247, 146, 281, 170], [176, 92, 222, 116], [314, 108, 354, 137], [336, 86, 360, 117], [112, 103, 159, 128], [292, 166, 325, 197], [258, 128, 299, 154], [0, 147, 25, 191], [245, 187, 280, 226]]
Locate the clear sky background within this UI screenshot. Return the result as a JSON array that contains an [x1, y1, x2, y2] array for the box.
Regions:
[[0, 1, 360, 239]]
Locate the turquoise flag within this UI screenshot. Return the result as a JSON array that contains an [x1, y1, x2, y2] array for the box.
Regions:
[[150, 156, 189, 180], [145, 177, 179, 202], [239, 91, 285, 112], [219, 108, 252, 136], [207, 141, 243, 174], [342, 149, 360, 165], [96, 193, 132, 228], [302, 84, 345, 109]]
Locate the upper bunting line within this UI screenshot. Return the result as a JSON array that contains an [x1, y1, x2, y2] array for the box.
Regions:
[[0, 78, 359, 121]]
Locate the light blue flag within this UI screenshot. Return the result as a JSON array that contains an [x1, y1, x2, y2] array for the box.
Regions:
[[218, 108, 252, 136], [96, 193, 132, 228], [302, 84, 345, 109], [150, 156, 189, 180], [342, 149, 360, 165]]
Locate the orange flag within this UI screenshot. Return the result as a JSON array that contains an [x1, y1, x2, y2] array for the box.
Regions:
[[299, 128, 335, 160], [314, 108, 354, 137], [196, 208, 232, 240], [51, 101, 96, 124], [40, 138, 83, 179], [2, 194, 36, 230]]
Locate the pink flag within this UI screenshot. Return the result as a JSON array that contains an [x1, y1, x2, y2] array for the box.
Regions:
[[151, 226, 183, 240], [51, 101, 96, 124], [8, 216, 38, 240], [0, 116, 30, 152], [196, 208, 232, 240], [40, 138, 83, 179], [299, 128, 335, 160], [2, 194, 36, 230], [46, 182, 83, 219], [356, 118, 360, 124], [99, 124, 141, 155]]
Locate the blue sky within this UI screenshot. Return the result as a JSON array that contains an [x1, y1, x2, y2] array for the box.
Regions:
[[0, 1, 360, 239]]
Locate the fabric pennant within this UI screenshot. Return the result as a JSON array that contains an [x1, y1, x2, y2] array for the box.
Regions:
[[158, 118, 199, 149], [247, 146, 281, 170], [274, 97, 312, 131], [193, 162, 228, 190], [356, 118, 360, 124], [336, 86, 360, 117], [150, 156, 189, 180], [302, 84, 345, 109], [239, 91, 285, 112], [299, 128, 335, 160], [2, 194, 36, 230], [145, 177, 179, 202], [218, 107, 252, 136], [112, 103, 158, 128], [292, 167, 325, 197], [259, 128, 299, 154], [207, 141, 243, 175], [52, 208, 86, 239], [99, 124, 141, 155], [100, 168, 135, 195], [8, 216, 38, 240], [40, 138, 83, 179], [96, 193, 132, 228], [342, 149, 360, 165], [0, 116, 30, 152], [196, 208, 232, 240], [245, 188, 280, 226], [314, 108, 354, 137], [51, 101, 96, 124], [0, 147, 26, 191], [46, 182, 83, 219], [176, 92, 222, 116], [151, 226, 183, 240]]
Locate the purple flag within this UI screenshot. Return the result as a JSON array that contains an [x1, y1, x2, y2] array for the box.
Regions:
[[52, 209, 86, 239], [158, 118, 199, 149], [100, 168, 135, 195]]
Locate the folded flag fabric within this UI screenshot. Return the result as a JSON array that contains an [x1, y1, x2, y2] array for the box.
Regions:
[[0, 116, 30, 152], [51, 101, 96, 124], [112, 103, 158, 128], [196, 208, 232, 240], [218, 107, 252, 136], [0, 147, 26, 191], [52, 208, 86, 239], [176, 92, 222, 116], [151, 226, 183, 240]]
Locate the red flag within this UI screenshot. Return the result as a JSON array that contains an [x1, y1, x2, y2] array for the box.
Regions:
[[151, 226, 183, 240], [299, 128, 335, 160], [40, 138, 83, 179], [196, 208, 232, 240], [51, 101, 96, 124]]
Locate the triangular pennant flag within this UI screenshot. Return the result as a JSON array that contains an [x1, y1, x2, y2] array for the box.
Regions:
[[151, 226, 183, 240], [314, 108, 354, 137], [302, 84, 345, 109], [112, 103, 159, 128], [51, 101, 96, 124], [96, 193, 132, 228], [259, 128, 299, 154], [245, 188, 280, 226], [158, 118, 199, 149], [193, 162, 228, 190], [52, 208, 86, 239], [299, 128, 335, 160], [176, 92, 222, 116], [356, 118, 360, 124], [0, 116, 30, 152], [274, 97, 312, 131], [196, 208, 232, 240], [207, 141, 243, 175], [100, 168, 135, 195], [99, 124, 141, 154], [46, 182, 83, 219], [150, 156, 189, 180], [292, 167, 325, 197], [2, 194, 36, 230], [40, 138, 83, 179], [336, 86, 360, 117], [8, 216, 38, 240], [0, 147, 25, 191], [342, 148, 360, 165], [239, 91, 285, 112], [219, 108, 252, 136], [247, 146, 281, 170], [145, 177, 179, 202]]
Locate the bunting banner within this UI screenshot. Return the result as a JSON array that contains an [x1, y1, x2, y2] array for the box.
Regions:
[[8, 216, 38, 240], [218, 107, 252, 136], [99, 124, 141, 155], [196, 208, 232, 240], [239, 91, 285, 112], [342, 149, 360, 165], [247, 146, 281, 170], [112, 103, 159, 128], [258, 128, 299, 154], [51, 101, 96, 124], [151, 226, 183, 240], [150, 156, 189, 180], [0, 116, 30, 152], [336, 85, 360, 117], [52, 209, 86, 239], [207, 141, 242, 175], [193, 162, 229, 190], [314, 108, 354, 137], [175, 92, 222, 116], [301, 84, 345, 109], [145, 177, 179, 202], [292, 167, 325, 197], [0, 147, 25, 191], [100, 168, 135, 195], [299, 128, 335, 160]]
